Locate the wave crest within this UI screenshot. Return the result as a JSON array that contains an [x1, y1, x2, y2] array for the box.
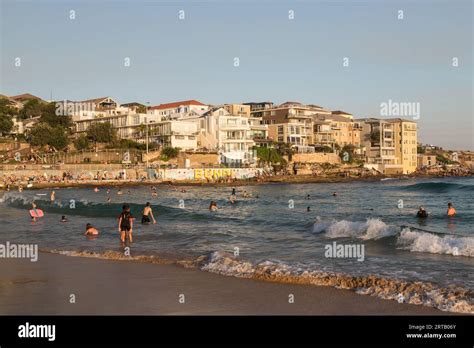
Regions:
[[398, 228, 474, 257], [313, 218, 396, 240]]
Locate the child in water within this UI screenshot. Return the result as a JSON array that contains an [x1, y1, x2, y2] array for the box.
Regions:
[[118, 204, 134, 243]]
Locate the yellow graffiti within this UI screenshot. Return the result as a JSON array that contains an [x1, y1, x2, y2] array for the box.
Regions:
[[194, 168, 234, 179]]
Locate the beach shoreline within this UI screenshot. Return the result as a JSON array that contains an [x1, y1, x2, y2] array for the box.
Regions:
[[1, 172, 472, 191], [0, 252, 450, 315]]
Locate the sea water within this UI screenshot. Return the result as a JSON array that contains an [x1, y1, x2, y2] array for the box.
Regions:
[[1, 177, 473, 313]]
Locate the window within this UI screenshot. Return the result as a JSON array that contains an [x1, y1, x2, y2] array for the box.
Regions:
[[278, 126, 283, 134], [175, 135, 184, 140]]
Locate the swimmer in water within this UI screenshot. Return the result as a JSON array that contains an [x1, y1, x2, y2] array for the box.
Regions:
[[117, 188, 123, 195], [94, 187, 99, 192], [332, 192, 337, 197], [416, 206, 428, 218], [106, 188, 111, 194], [447, 202, 456, 217], [107, 196, 111, 203], [305, 194, 311, 200], [50, 191, 55, 201], [84, 223, 99, 236], [209, 201, 218, 212], [307, 206, 311, 212], [141, 202, 156, 224], [61, 215, 68, 222], [229, 195, 236, 204]]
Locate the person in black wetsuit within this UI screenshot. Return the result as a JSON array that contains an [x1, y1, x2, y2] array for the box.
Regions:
[[416, 206, 428, 218], [118, 204, 134, 243]]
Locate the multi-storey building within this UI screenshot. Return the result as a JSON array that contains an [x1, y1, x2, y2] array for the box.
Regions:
[[196, 107, 256, 166], [148, 100, 208, 120], [223, 104, 251, 117], [148, 120, 198, 150], [313, 113, 361, 149], [243, 101, 274, 117], [357, 118, 417, 174], [262, 102, 320, 149]]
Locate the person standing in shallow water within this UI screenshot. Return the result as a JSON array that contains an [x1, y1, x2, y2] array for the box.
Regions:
[[141, 202, 156, 224], [118, 204, 134, 244]]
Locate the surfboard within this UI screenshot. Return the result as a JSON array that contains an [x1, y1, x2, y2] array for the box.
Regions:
[[29, 209, 44, 218], [35, 193, 47, 196]]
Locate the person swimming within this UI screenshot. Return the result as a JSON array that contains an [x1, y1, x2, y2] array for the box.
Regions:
[[447, 202, 456, 217], [50, 191, 55, 201], [209, 201, 218, 211], [118, 204, 134, 243], [229, 195, 236, 204], [141, 202, 156, 224], [61, 215, 68, 222], [84, 223, 99, 236], [231, 187, 236, 196], [94, 187, 99, 192], [305, 194, 311, 200], [416, 206, 428, 218], [307, 206, 311, 212], [332, 192, 337, 197]]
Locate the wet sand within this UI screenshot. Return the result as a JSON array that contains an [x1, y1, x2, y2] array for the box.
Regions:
[[0, 253, 446, 315]]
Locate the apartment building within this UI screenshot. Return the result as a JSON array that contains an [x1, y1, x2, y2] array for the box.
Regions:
[[390, 118, 418, 174], [243, 101, 274, 117], [223, 104, 251, 117], [262, 102, 320, 148], [148, 100, 208, 120], [313, 113, 361, 149], [357, 118, 417, 174], [148, 120, 198, 150], [196, 107, 256, 166]]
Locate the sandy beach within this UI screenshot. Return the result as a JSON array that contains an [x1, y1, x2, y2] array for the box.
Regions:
[[0, 252, 446, 315]]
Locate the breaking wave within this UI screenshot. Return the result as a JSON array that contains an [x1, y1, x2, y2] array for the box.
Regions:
[[201, 251, 474, 313], [397, 228, 474, 257], [313, 218, 396, 240], [43, 248, 474, 314]]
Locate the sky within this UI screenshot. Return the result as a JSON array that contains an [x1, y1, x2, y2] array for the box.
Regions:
[[0, 0, 472, 150]]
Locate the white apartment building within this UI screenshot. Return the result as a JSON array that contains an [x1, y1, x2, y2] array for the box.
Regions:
[[196, 107, 257, 166], [148, 100, 209, 120], [149, 120, 198, 150]]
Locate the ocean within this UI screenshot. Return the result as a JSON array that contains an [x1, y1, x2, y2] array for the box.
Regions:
[[1, 177, 473, 313]]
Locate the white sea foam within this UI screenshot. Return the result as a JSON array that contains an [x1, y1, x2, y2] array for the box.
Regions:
[[397, 228, 474, 257], [313, 218, 395, 240], [200, 251, 474, 313]]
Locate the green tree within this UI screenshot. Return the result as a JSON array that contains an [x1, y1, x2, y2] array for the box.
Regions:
[[0, 115, 14, 136], [161, 147, 180, 160], [339, 144, 356, 163], [0, 97, 18, 118], [74, 134, 90, 151], [255, 146, 286, 166], [19, 99, 43, 119], [86, 122, 117, 143], [40, 102, 73, 130], [137, 105, 147, 113], [29, 123, 69, 150]]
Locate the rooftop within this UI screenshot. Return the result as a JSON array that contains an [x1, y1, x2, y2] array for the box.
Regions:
[[150, 99, 206, 110]]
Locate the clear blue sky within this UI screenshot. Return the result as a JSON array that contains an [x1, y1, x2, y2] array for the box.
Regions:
[[1, 0, 472, 149]]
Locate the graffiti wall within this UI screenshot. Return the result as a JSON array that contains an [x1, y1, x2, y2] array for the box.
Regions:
[[155, 168, 263, 180]]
